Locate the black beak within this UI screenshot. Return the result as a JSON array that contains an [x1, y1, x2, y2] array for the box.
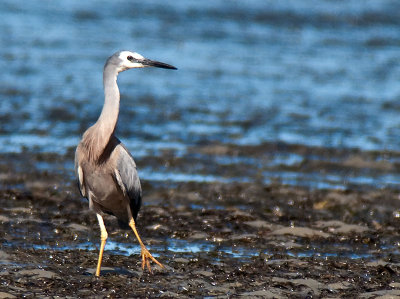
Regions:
[[141, 58, 177, 70]]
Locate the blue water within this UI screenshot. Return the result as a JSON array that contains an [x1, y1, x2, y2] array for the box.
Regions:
[[29, 239, 379, 261], [1, 0, 400, 188]]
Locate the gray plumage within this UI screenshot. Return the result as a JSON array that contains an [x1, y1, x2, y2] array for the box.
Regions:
[[74, 50, 176, 276], [75, 136, 141, 225]]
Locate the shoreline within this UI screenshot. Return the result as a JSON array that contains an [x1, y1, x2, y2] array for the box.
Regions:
[[0, 151, 400, 297]]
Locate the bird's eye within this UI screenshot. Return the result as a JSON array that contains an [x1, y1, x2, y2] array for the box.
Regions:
[[127, 56, 134, 61]]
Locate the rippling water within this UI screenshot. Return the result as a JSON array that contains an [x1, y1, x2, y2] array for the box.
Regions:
[[1, 0, 400, 188]]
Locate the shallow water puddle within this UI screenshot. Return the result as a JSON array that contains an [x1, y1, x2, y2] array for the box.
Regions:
[[287, 250, 372, 260], [21, 238, 389, 262], [28, 239, 259, 259]]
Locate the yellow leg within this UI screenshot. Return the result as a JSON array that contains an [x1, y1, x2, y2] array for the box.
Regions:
[[129, 218, 164, 273], [95, 214, 108, 277]]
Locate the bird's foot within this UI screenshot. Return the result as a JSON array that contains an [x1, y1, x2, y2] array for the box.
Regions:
[[141, 246, 164, 273]]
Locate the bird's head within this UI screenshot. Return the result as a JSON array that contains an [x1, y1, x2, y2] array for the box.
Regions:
[[107, 50, 177, 73]]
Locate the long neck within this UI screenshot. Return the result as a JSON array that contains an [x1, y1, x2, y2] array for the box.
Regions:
[[97, 65, 120, 138], [82, 65, 120, 161]]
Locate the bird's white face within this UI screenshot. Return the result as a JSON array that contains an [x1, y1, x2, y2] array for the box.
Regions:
[[114, 50, 177, 72], [117, 51, 147, 71]]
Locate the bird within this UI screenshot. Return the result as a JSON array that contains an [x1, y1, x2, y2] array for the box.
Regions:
[[75, 50, 177, 277]]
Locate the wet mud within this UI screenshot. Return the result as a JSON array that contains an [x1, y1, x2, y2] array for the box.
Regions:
[[1, 144, 400, 298]]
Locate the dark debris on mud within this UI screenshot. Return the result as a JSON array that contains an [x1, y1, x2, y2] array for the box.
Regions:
[[0, 148, 400, 298]]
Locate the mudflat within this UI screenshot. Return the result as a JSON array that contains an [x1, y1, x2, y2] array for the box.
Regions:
[[1, 147, 400, 298]]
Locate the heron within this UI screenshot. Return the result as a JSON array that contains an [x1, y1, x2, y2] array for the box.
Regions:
[[75, 50, 177, 276]]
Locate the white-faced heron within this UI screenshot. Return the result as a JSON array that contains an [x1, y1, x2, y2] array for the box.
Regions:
[[75, 50, 177, 276]]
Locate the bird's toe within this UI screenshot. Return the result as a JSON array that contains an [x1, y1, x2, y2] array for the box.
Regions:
[[140, 246, 163, 273]]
